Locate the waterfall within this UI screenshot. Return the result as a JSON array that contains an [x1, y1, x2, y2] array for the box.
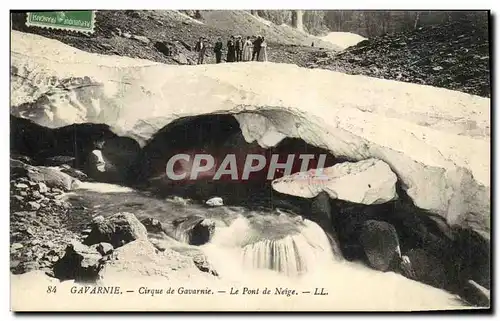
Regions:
[[204, 213, 337, 277], [241, 219, 335, 276]]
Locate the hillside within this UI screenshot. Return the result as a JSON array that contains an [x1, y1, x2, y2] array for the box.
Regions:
[[10, 10, 339, 67], [317, 17, 490, 97], [197, 10, 337, 49]]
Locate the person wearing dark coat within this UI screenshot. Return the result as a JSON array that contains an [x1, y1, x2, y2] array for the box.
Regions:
[[235, 36, 243, 62], [252, 35, 263, 61], [214, 37, 223, 63], [226, 36, 236, 62], [194, 37, 207, 64]]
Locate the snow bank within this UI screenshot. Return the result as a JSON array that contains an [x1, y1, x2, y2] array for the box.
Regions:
[[320, 32, 366, 50], [10, 31, 490, 235]]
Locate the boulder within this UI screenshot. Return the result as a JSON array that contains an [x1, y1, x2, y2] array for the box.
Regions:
[[59, 165, 90, 181], [140, 217, 164, 234], [83, 212, 148, 248], [402, 248, 447, 289], [172, 53, 189, 65], [272, 159, 398, 205], [170, 245, 218, 276], [154, 41, 173, 56], [53, 241, 103, 281], [359, 220, 401, 272], [310, 192, 342, 257], [97, 239, 200, 281], [11, 160, 77, 191], [206, 197, 223, 207], [172, 216, 216, 245]]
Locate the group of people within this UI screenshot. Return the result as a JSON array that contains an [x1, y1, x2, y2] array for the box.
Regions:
[[195, 35, 268, 65]]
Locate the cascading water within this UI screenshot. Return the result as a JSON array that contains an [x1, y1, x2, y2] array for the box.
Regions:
[[197, 211, 339, 278], [241, 219, 335, 276]]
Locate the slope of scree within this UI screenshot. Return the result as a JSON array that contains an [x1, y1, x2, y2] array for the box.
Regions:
[[315, 17, 490, 97], [10, 10, 338, 67], [10, 11, 489, 96], [197, 10, 338, 49]]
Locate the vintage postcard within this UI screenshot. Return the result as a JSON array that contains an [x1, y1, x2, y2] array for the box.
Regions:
[[9, 9, 491, 312]]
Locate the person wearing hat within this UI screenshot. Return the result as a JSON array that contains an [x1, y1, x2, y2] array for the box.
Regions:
[[235, 36, 243, 62], [214, 37, 223, 63], [227, 36, 236, 63], [252, 35, 263, 61], [194, 37, 207, 65]]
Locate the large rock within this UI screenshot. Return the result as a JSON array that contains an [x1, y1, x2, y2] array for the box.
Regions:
[[83, 212, 148, 248], [97, 239, 202, 281], [10, 31, 490, 239], [53, 241, 103, 281], [272, 159, 398, 205], [11, 159, 78, 191], [172, 216, 216, 245], [170, 245, 218, 276], [309, 192, 342, 256], [403, 248, 447, 289], [359, 220, 401, 272]]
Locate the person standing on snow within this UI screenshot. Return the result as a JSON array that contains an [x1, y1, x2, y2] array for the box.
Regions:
[[226, 36, 236, 62], [195, 37, 207, 64], [242, 36, 253, 61], [235, 36, 243, 62], [214, 37, 223, 63], [258, 36, 268, 62], [252, 35, 263, 61]]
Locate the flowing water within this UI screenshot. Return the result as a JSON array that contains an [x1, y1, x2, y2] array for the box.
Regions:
[[65, 181, 467, 310]]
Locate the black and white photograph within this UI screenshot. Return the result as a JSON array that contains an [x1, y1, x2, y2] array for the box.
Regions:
[[8, 7, 491, 312]]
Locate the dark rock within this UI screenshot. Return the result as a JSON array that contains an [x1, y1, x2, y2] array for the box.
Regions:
[[402, 248, 447, 289], [53, 241, 103, 281], [310, 191, 342, 257], [172, 215, 215, 245], [448, 227, 490, 292], [359, 220, 401, 272], [154, 41, 173, 57], [83, 212, 148, 248], [140, 217, 164, 233]]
